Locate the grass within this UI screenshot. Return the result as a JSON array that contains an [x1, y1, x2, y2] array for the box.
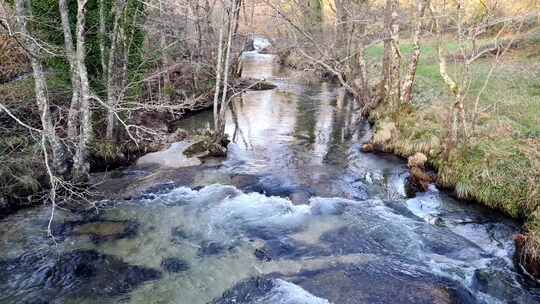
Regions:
[[367, 30, 540, 267]]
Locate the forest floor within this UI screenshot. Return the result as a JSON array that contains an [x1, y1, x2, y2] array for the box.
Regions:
[[366, 31, 540, 268]]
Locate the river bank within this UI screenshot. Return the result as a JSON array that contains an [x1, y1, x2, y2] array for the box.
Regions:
[[359, 35, 540, 278]]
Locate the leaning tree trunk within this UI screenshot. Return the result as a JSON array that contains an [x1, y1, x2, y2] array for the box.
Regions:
[[15, 0, 69, 176], [72, 0, 92, 181], [430, 2, 468, 150]]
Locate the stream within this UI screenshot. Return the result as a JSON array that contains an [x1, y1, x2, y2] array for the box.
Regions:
[[1, 40, 539, 304]]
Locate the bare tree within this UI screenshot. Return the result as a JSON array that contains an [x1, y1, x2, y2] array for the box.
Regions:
[[72, 0, 93, 181], [14, 0, 69, 176], [59, 0, 81, 142], [105, 0, 128, 141], [214, 0, 241, 140]]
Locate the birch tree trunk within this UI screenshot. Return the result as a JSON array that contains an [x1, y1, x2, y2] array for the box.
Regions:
[[59, 0, 81, 142], [15, 0, 68, 176], [430, 2, 468, 148], [400, 0, 429, 104], [389, 0, 401, 107], [216, 0, 240, 138], [212, 6, 226, 130], [72, 0, 92, 181]]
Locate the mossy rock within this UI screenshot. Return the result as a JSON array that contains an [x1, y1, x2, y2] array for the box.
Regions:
[[183, 131, 230, 158]]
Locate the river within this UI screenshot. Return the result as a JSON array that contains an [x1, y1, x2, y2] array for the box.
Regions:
[[0, 43, 538, 304]]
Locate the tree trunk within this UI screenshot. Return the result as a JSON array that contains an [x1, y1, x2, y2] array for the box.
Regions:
[[159, 0, 171, 104], [334, 0, 349, 50], [400, 0, 429, 104], [105, 0, 127, 141], [216, 0, 240, 138], [430, 2, 468, 148], [389, 0, 401, 107], [59, 0, 81, 142], [212, 5, 226, 130], [72, 0, 92, 181], [99, 0, 107, 83], [15, 0, 69, 176], [381, 0, 394, 101]]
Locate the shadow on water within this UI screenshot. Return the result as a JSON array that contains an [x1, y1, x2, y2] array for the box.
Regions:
[[1, 40, 539, 304]]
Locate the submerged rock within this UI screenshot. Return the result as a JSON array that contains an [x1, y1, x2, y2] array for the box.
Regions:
[[253, 238, 308, 261], [211, 277, 330, 304], [289, 264, 477, 304], [0, 250, 161, 301], [198, 241, 230, 256], [211, 277, 276, 304], [51, 219, 139, 244], [472, 268, 538, 303], [161, 257, 189, 273], [212, 262, 477, 304]]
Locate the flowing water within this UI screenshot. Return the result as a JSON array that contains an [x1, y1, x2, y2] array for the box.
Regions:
[[1, 42, 539, 304]]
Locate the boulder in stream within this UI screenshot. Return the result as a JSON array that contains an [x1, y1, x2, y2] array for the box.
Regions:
[[405, 152, 436, 197]]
